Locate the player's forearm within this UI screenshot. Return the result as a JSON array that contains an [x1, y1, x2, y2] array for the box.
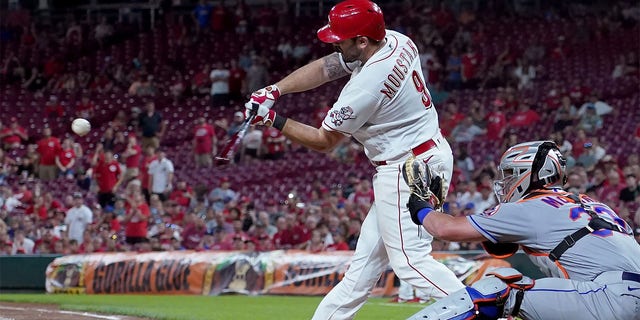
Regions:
[[280, 119, 344, 153], [275, 53, 347, 95], [422, 211, 486, 242]]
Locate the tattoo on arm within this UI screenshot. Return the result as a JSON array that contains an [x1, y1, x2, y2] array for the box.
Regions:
[[323, 53, 349, 81]]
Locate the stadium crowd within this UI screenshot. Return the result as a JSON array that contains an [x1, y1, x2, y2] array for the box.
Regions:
[[0, 0, 639, 256]]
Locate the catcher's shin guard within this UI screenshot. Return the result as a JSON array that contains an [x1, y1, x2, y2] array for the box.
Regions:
[[406, 268, 533, 320]]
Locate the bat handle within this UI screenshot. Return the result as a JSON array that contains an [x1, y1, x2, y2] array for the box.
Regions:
[[251, 103, 259, 116]]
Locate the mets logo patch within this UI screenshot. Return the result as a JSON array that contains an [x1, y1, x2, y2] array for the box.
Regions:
[[480, 204, 500, 217], [329, 106, 357, 127]]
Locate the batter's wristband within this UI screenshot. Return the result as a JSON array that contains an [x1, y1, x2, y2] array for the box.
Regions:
[[417, 207, 432, 225], [272, 114, 287, 131]]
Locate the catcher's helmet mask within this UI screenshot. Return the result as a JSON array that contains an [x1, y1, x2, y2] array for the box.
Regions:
[[494, 141, 567, 203]]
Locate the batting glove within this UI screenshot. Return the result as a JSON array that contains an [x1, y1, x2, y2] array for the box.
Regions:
[[247, 85, 281, 109], [245, 102, 276, 126]]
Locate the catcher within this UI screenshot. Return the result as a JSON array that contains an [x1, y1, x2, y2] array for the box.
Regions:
[[403, 140, 640, 320]]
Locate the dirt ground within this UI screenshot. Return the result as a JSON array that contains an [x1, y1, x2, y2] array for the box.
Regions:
[[0, 302, 150, 320]]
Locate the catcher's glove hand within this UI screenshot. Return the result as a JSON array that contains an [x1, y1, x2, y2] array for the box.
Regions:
[[402, 156, 445, 225]]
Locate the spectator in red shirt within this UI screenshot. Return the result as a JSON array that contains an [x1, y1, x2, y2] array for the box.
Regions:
[[571, 129, 589, 158], [123, 192, 150, 248], [550, 36, 571, 60], [169, 181, 194, 209], [193, 117, 217, 168], [207, 226, 230, 250], [508, 101, 540, 128], [262, 127, 287, 160], [121, 134, 142, 183], [210, 3, 228, 32], [439, 102, 466, 138], [304, 229, 326, 253], [1, 117, 28, 149], [326, 231, 350, 251], [36, 127, 61, 181], [272, 216, 291, 249], [26, 195, 48, 220], [181, 214, 207, 250], [15, 181, 33, 205], [286, 213, 307, 248], [598, 169, 626, 204], [140, 145, 157, 202], [228, 59, 246, 102], [91, 144, 123, 208], [230, 234, 246, 250], [256, 232, 273, 251], [461, 45, 483, 89], [296, 215, 318, 249], [75, 95, 95, 120], [165, 201, 186, 225], [43, 192, 63, 216], [543, 81, 564, 110], [568, 79, 591, 105], [485, 101, 507, 140], [191, 65, 211, 96], [55, 138, 76, 180], [348, 179, 375, 215]]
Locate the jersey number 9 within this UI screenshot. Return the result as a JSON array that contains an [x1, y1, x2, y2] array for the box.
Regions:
[[411, 70, 433, 109]]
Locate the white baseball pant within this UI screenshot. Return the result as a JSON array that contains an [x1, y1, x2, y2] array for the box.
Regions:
[[311, 135, 464, 319]]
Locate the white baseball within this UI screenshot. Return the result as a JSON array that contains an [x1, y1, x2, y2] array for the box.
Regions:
[[71, 118, 91, 136]]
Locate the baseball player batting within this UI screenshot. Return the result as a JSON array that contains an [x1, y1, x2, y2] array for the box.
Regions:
[[244, 1, 464, 318], [404, 141, 640, 320]]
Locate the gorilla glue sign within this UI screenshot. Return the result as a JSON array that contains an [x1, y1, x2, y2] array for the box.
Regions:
[[45, 251, 510, 296], [84, 253, 209, 294], [89, 259, 192, 293]]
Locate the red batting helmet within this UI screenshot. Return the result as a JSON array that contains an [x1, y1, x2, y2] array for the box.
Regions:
[[317, 0, 386, 43]]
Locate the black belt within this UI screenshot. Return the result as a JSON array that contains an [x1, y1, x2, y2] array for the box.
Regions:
[[623, 271, 640, 283]]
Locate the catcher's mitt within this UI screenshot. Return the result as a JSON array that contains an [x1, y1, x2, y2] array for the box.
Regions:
[[402, 156, 445, 223]]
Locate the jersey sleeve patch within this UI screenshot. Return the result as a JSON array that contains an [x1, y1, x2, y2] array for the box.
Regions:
[[480, 204, 501, 217], [328, 106, 357, 127]]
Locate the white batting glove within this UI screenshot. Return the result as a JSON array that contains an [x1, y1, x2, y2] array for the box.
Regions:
[[244, 102, 276, 127], [247, 85, 281, 110]]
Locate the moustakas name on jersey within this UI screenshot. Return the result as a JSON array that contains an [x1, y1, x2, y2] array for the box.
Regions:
[[322, 30, 440, 164]]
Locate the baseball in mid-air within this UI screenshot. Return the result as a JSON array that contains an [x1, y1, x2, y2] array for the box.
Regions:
[[71, 118, 91, 136]]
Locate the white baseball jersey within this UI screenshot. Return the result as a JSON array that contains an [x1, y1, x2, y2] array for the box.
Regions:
[[65, 205, 93, 244], [148, 158, 174, 193], [313, 30, 463, 320], [322, 30, 439, 163]]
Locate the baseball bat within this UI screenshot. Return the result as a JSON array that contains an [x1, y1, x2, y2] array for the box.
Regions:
[[215, 107, 256, 165]]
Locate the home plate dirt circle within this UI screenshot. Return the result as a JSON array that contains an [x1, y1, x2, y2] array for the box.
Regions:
[[0, 303, 149, 320]]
